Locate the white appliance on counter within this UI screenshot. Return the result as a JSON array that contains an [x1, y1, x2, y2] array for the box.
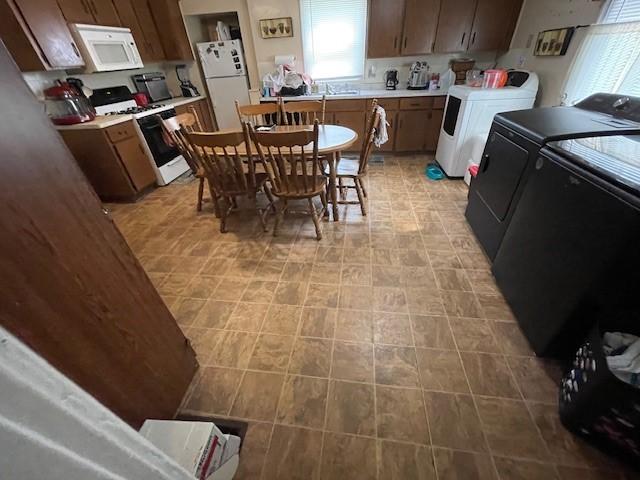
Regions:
[[197, 40, 250, 129], [435, 70, 539, 177], [69, 24, 144, 73]]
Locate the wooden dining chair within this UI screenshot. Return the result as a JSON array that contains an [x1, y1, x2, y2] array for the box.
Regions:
[[248, 121, 328, 240], [158, 107, 218, 215], [185, 125, 275, 233], [235, 99, 283, 126], [281, 96, 326, 126], [323, 99, 380, 216]]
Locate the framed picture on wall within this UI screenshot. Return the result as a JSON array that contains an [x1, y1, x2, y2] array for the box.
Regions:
[[534, 27, 575, 56], [259, 17, 293, 39]]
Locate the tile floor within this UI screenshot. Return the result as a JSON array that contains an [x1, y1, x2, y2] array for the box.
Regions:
[[108, 155, 632, 480]]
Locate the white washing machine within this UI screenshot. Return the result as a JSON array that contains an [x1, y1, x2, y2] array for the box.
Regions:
[[435, 70, 539, 177]]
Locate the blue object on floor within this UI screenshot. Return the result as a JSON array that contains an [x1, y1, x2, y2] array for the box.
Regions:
[[426, 163, 444, 180]]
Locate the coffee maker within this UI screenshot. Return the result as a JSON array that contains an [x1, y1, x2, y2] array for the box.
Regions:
[[176, 64, 200, 97], [408, 62, 429, 90], [385, 70, 399, 90]]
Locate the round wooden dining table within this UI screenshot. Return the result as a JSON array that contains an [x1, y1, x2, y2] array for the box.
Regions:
[[216, 124, 359, 221]]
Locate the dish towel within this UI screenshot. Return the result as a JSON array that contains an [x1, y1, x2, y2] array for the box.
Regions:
[[374, 105, 389, 147]]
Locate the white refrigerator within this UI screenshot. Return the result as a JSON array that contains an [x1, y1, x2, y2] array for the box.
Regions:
[[197, 39, 250, 130]]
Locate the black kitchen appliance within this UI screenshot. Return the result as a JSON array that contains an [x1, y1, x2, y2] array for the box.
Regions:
[[132, 72, 172, 102], [466, 93, 640, 262], [176, 64, 200, 97], [137, 109, 180, 169], [491, 134, 640, 356], [385, 70, 399, 90]]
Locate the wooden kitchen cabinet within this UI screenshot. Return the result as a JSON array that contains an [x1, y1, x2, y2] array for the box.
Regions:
[[433, 0, 477, 53], [60, 120, 157, 201], [332, 111, 366, 151], [58, 0, 120, 26], [468, 0, 523, 52], [396, 110, 429, 152], [426, 108, 444, 151], [130, 0, 165, 60], [400, 0, 440, 55], [111, 0, 151, 61], [149, 0, 193, 61], [174, 99, 215, 132], [1, 0, 84, 70], [367, 0, 405, 58]]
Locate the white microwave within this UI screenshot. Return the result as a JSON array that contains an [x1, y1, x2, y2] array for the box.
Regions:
[[69, 24, 144, 73]]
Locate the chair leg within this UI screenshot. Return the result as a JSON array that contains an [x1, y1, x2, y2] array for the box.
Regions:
[[209, 185, 222, 219], [263, 184, 277, 214], [320, 190, 328, 216], [273, 200, 285, 237], [338, 177, 346, 201], [308, 197, 323, 241], [256, 195, 268, 233], [219, 197, 230, 233], [354, 177, 367, 216], [360, 177, 368, 198], [196, 177, 205, 212]]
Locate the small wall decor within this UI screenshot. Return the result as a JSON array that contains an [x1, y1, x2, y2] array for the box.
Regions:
[[534, 27, 575, 56], [259, 17, 293, 39]]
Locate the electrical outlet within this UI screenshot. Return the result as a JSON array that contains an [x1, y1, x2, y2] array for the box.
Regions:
[[368, 64, 376, 78]]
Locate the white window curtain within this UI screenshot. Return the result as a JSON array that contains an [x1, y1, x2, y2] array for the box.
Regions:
[[300, 0, 367, 80], [0, 326, 193, 480], [563, 0, 640, 105]]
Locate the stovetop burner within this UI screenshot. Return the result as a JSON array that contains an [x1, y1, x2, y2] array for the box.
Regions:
[[106, 104, 166, 116]]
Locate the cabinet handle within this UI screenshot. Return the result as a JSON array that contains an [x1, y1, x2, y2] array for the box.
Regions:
[[472, 32, 476, 45], [403, 37, 407, 49], [461, 32, 466, 45], [71, 42, 81, 58], [393, 37, 398, 49]]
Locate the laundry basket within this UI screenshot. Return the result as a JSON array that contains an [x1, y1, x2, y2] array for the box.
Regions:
[[559, 325, 640, 463]]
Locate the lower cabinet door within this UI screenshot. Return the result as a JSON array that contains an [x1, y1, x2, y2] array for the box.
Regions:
[[395, 110, 428, 152], [333, 111, 366, 151], [425, 109, 444, 151], [113, 137, 157, 191]]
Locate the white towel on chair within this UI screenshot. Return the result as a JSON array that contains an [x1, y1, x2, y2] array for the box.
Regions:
[[374, 105, 389, 148]]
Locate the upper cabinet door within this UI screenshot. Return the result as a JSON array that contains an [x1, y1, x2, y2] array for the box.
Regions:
[[57, 0, 94, 24], [88, 0, 121, 26], [111, 0, 151, 62], [149, 0, 193, 61], [433, 0, 477, 53], [367, 0, 406, 58], [468, 0, 523, 52], [130, 0, 165, 60], [401, 0, 440, 55], [15, 0, 84, 68]]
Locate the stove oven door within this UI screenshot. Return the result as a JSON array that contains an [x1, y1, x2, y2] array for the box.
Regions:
[[137, 111, 180, 168]]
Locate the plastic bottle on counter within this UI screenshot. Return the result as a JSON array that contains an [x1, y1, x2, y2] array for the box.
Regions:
[[429, 73, 440, 90]]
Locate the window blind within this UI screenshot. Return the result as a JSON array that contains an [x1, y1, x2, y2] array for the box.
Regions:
[[563, 0, 640, 104], [300, 0, 367, 80], [601, 0, 640, 23]]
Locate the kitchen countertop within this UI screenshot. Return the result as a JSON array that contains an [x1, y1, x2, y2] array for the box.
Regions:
[[260, 88, 448, 102], [54, 96, 207, 130]]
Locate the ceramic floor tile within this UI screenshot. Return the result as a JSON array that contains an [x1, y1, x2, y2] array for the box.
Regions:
[[326, 380, 376, 436], [262, 305, 302, 335], [248, 334, 294, 372], [424, 391, 486, 452], [234, 422, 272, 480], [492, 321, 534, 356], [441, 290, 483, 318], [262, 425, 322, 480], [331, 341, 374, 383], [231, 371, 285, 421], [282, 262, 313, 283], [435, 269, 473, 291], [226, 302, 269, 331], [305, 283, 340, 308], [405, 287, 445, 316], [170, 297, 206, 326], [310, 263, 341, 284], [372, 287, 409, 313], [181, 275, 221, 299], [340, 264, 372, 285], [492, 457, 559, 480], [377, 441, 436, 480], [212, 278, 251, 301], [320, 433, 377, 480], [449, 318, 501, 353], [373, 312, 413, 346], [254, 260, 286, 281], [204, 330, 257, 369], [339, 285, 374, 311], [476, 293, 515, 321], [273, 282, 309, 306], [411, 315, 456, 349], [432, 448, 497, 480], [416, 348, 470, 393], [240, 280, 279, 303], [182, 366, 242, 416], [507, 356, 562, 403], [288, 337, 332, 377], [460, 352, 520, 399], [376, 385, 430, 444], [335, 309, 373, 342], [299, 307, 337, 338], [475, 397, 549, 461], [374, 345, 420, 387], [276, 375, 328, 428], [428, 251, 463, 270]]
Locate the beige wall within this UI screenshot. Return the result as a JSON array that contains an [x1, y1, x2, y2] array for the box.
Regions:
[[498, 0, 604, 106]]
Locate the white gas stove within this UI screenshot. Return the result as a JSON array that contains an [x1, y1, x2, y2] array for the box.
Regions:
[[91, 86, 190, 185]]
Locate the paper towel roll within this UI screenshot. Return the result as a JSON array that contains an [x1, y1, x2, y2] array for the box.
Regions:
[[275, 55, 296, 66]]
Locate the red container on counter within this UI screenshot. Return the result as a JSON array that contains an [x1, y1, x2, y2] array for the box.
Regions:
[[44, 82, 95, 126], [482, 69, 508, 89], [133, 92, 149, 106]]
